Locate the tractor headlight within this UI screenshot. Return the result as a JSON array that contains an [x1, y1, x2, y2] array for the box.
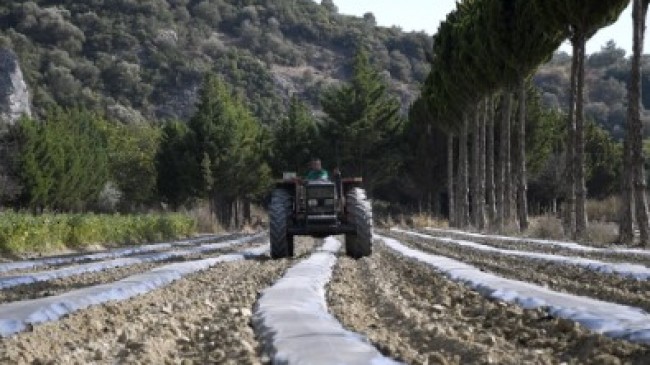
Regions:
[[324, 198, 334, 206], [308, 199, 318, 207]]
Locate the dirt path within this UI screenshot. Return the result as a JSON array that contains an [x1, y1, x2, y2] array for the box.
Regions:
[[327, 245, 650, 364]]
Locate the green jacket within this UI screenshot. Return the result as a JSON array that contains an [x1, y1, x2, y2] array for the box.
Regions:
[[305, 169, 329, 181]]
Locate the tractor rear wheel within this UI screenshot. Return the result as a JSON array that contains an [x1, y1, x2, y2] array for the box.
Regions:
[[270, 189, 294, 259], [345, 187, 373, 258]]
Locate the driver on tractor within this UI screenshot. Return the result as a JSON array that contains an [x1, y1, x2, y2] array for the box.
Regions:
[[305, 157, 329, 181]]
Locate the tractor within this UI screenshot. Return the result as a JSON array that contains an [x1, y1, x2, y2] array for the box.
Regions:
[[268, 172, 373, 259]]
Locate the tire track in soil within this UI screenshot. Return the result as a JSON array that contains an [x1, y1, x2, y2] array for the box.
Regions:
[[389, 232, 650, 314], [327, 245, 650, 365], [0, 237, 318, 364]]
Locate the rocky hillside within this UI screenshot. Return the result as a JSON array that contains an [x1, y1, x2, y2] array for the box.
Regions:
[[0, 48, 31, 128], [0, 0, 431, 125]]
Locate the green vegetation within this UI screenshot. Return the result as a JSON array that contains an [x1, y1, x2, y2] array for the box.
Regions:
[[0, 213, 196, 254], [414, 0, 631, 240], [16, 107, 109, 212], [0, 0, 646, 250], [0, 0, 431, 122], [103, 121, 161, 211], [8, 107, 162, 213], [157, 73, 271, 226], [320, 47, 404, 195], [271, 95, 319, 174]]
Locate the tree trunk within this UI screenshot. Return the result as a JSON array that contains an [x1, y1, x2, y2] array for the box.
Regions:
[[471, 107, 480, 228], [517, 78, 529, 231], [486, 96, 497, 229], [575, 36, 589, 239], [496, 96, 504, 231], [214, 194, 232, 229], [510, 93, 519, 227], [460, 115, 470, 228], [564, 40, 579, 239], [243, 198, 252, 225], [447, 134, 456, 227], [630, 0, 650, 246], [499, 93, 513, 230], [433, 190, 441, 217], [234, 199, 240, 229], [620, 138, 635, 244], [479, 99, 487, 230], [504, 91, 517, 224]]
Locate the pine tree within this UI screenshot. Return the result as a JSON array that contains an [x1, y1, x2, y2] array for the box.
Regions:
[[272, 95, 319, 174], [536, 0, 628, 239], [17, 107, 109, 212], [156, 121, 195, 210], [186, 73, 271, 227], [321, 46, 403, 195]]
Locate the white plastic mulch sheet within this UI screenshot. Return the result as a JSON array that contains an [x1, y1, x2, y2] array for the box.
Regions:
[[393, 228, 650, 281], [379, 235, 650, 344], [0, 245, 269, 337], [0, 234, 227, 274], [425, 227, 650, 256], [253, 237, 401, 365], [0, 234, 265, 290]]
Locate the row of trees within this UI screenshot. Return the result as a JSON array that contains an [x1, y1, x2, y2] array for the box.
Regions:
[[415, 0, 635, 241]]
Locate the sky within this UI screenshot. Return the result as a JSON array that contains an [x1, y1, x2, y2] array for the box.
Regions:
[[332, 0, 645, 56]]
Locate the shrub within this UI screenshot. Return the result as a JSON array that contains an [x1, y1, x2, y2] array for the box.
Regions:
[[586, 222, 619, 246], [409, 214, 448, 229], [586, 196, 620, 223], [0, 212, 196, 254], [526, 214, 565, 240]]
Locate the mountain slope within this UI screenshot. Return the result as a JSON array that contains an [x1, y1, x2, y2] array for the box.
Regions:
[[0, 0, 432, 125]]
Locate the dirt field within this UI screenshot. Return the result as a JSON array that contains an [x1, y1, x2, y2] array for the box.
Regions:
[[0, 231, 648, 364]]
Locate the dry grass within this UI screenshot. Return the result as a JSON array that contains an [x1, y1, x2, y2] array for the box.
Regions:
[[525, 215, 565, 240], [185, 204, 224, 234], [586, 196, 620, 223], [410, 214, 448, 229], [585, 222, 619, 246], [185, 203, 268, 234], [525, 214, 619, 246], [499, 221, 522, 237]]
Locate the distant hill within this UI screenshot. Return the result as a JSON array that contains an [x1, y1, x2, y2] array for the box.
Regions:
[[534, 41, 650, 140], [0, 0, 432, 125]]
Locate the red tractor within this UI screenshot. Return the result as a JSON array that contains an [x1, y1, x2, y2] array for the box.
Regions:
[[268, 173, 373, 259]]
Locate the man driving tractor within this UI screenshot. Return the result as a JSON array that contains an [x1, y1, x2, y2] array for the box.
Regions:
[[305, 157, 329, 181]]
